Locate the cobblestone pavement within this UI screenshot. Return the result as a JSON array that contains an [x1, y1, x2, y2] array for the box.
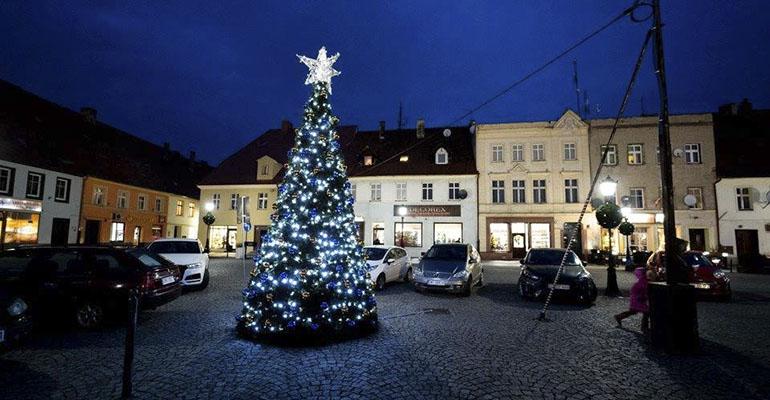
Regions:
[[2, 259, 770, 399]]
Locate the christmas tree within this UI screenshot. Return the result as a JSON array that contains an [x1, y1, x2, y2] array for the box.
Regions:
[[237, 47, 378, 341]]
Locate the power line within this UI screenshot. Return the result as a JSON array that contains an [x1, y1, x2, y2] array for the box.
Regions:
[[448, 3, 639, 126]]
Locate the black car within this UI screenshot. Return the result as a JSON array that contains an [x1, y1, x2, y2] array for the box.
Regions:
[[0, 284, 33, 350], [517, 248, 597, 304], [0, 246, 182, 330]]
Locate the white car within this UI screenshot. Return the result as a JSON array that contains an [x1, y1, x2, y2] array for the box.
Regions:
[[146, 238, 210, 289], [364, 246, 412, 290]]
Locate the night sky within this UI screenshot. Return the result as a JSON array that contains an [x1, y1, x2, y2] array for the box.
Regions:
[[2, 1, 768, 164]]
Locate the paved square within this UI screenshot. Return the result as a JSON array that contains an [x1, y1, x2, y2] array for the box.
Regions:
[[1, 259, 770, 399]]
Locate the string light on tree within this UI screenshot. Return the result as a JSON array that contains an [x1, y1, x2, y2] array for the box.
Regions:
[[237, 47, 377, 341]]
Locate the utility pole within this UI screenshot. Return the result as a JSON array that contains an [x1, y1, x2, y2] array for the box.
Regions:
[[573, 60, 582, 117], [649, 0, 699, 354]]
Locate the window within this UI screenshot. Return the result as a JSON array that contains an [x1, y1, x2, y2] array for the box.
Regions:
[[25, 172, 44, 199], [370, 183, 382, 202], [117, 190, 128, 209], [491, 180, 505, 204], [684, 143, 701, 164], [92, 187, 106, 205], [686, 187, 703, 210], [627, 144, 644, 165], [630, 188, 645, 209], [396, 183, 407, 202], [394, 222, 422, 247], [212, 193, 221, 210], [512, 144, 524, 162], [188, 202, 195, 217], [0, 166, 15, 195], [491, 145, 503, 163], [137, 195, 146, 210], [532, 144, 545, 161], [564, 179, 579, 203], [258, 193, 268, 209], [351, 184, 356, 200], [434, 223, 463, 244], [230, 194, 238, 210], [110, 222, 125, 242], [512, 180, 525, 203], [563, 143, 576, 160], [435, 148, 448, 164], [399, 155, 409, 162], [174, 200, 183, 216], [533, 179, 546, 203], [736, 187, 752, 210], [422, 183, 433, 201], [448, 182, 461, 200], [54, 177, 71, 202], [364, 156, 373, 166], [601, 145, 617, 165], [155, 198, 163, 213], [262, 165, 270, 175]]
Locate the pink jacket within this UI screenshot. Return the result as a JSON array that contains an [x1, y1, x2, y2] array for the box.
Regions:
[[629, 267, 649, 313]]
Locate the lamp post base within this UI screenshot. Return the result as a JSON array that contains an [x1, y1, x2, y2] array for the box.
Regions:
[[605, 261, 621, 297], [648, 282, 699, 354]]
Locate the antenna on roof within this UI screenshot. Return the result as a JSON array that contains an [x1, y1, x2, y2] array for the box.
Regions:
[[573, 60, 581, 118], [397, 101, 404, 130]]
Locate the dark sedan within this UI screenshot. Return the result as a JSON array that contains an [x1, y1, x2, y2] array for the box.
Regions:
[[0, 285, 33, 350], [517, 248, 597, 304]]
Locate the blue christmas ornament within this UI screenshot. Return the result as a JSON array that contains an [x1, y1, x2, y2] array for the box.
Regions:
[[287, 321, 296, 328], [279, 272, 288, 280], [311, 323, 319, 331], [320, 302, 329, 309]]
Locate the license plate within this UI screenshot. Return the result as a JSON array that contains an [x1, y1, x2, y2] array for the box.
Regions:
[[0, 329, 4, 343], [161, 276, 175, 285], [548, 284, 570, 290], [693, 283, 710, 289], [428, 279, 444, 286]]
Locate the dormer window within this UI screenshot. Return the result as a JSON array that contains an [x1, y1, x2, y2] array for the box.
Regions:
[[435, 148, 448, 165], [262, 165, 269, 175], [399, 155, 409, 162], [364, 155, 373, 166]]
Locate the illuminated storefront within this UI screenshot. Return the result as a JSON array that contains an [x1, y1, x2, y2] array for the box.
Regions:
[[485, 218, 553, 259], [0, 198, 43, 248]]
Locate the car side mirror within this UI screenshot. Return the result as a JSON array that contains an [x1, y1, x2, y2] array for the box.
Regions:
[[421, 252, 426, 256], [386, 258, 395, 264]]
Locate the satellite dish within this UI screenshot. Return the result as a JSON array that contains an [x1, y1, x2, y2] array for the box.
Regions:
[[443, 128, 452, 137], [683, 194, 697, 207], [673, 148, 684, 158], [458, 189, 468, 199], [590, 198, 604, 209]]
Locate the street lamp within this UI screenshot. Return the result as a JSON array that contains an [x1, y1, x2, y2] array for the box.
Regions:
[[397, 206, 408, 248], [599, 176, 621, 297], [203, 202, 216, 253], [621, 206, 633, 269], [599, 175, 618, 199]]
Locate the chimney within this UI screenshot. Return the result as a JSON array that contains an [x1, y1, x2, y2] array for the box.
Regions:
[[738, 98, 753, 115], [281, 120, 293, 133], [80, 107, 97, 124], [189, 150, 196, 161], [416, 118, 425, 139], [718, 103, 737, 116], [378, 121, 385, 140]]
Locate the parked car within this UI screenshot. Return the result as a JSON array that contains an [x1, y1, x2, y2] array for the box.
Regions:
[[146, 239, 210, 289], [646, 250, 731, 301], [413, 244, 483, 296], [364, 246, 411, 290], [517, 248, 597, 304], [0, 284, 33, 350], [0, 246, 181, 330]]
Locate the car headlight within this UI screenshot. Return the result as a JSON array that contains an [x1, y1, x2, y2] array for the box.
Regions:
[[188, 262, 203, 269], [452, 270, 468, 279], [7, 298, 28, 317], [713, 270, 725, 279]]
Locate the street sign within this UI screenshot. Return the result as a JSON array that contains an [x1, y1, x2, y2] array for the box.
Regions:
[[243, 222, 252, 232]]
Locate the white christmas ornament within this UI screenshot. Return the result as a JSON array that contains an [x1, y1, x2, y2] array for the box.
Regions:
[[297, 46, 341, 93]]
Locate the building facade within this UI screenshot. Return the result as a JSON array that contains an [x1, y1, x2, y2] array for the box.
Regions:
[[476, 111, 593, 259], [0, 159, 83, 247], [166, 194, 200, 239], [587, 113, 718, 254], [715, 177, 770, 261]]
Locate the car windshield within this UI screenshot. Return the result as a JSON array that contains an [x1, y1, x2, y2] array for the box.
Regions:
[[364, 247, 387, 260], [526, 249, 580, 266], [423, 245, 467, 260], [684, 253, 714, 268], [127, 249, 166, 268], [148, 241, 200, 254]]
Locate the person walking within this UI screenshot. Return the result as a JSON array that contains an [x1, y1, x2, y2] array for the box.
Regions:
[[614, 266, 654, 333]]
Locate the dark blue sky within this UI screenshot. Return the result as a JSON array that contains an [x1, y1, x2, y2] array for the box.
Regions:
[[2, 1, 769, 164]]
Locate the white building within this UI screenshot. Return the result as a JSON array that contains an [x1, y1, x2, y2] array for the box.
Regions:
[[0, 159, 83, 246], [716, 177, 770, 262]]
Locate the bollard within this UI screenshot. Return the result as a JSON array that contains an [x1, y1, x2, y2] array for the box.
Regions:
[[122, 289, 139, 399]]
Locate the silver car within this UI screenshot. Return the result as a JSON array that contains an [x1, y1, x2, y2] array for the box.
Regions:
[[413, 244, 483, 296]]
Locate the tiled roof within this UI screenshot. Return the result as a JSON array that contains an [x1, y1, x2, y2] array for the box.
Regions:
[[0, 79, 211, 198], [713, 108, 770, 178]]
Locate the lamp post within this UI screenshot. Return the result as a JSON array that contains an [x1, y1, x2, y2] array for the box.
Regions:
[[202, 202, 215, 253], [397, 206, 408, 248], [598, 176, 621, 297], [621, 206, 633, 269]]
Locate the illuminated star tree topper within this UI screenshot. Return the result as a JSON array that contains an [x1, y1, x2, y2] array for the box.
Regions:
[[297, 46, 341, 93]]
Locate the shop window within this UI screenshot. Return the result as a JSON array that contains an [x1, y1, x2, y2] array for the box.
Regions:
[[110, 222, 125, 242], [530, 223, 551, 248], [489, 223, 510, 252], [2, 211, 39, 245], [434, 223, 462, 244], [394, 222, 422, 247], [372, 223, 385, 245]]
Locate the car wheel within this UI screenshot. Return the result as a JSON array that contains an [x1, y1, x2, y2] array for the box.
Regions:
[[376, 274, 386, 291], [199, 269, 210, 290], [74, 301, 104, 329], [462, 275, 472, 297], [403, 268, 413, 283]]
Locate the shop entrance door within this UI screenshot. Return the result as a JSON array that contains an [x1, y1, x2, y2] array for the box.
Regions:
[[51, 218, 70, 246], [227, 228, 237, 252], [735, 229, 759, 267], [688, 229, 706, 251], [84, 220, 100, 244], [511, 233, 527, 259]]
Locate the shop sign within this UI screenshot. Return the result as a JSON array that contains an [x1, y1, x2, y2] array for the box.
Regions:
[[392, 205, 461, 217], [0, 197, 42, 212]]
